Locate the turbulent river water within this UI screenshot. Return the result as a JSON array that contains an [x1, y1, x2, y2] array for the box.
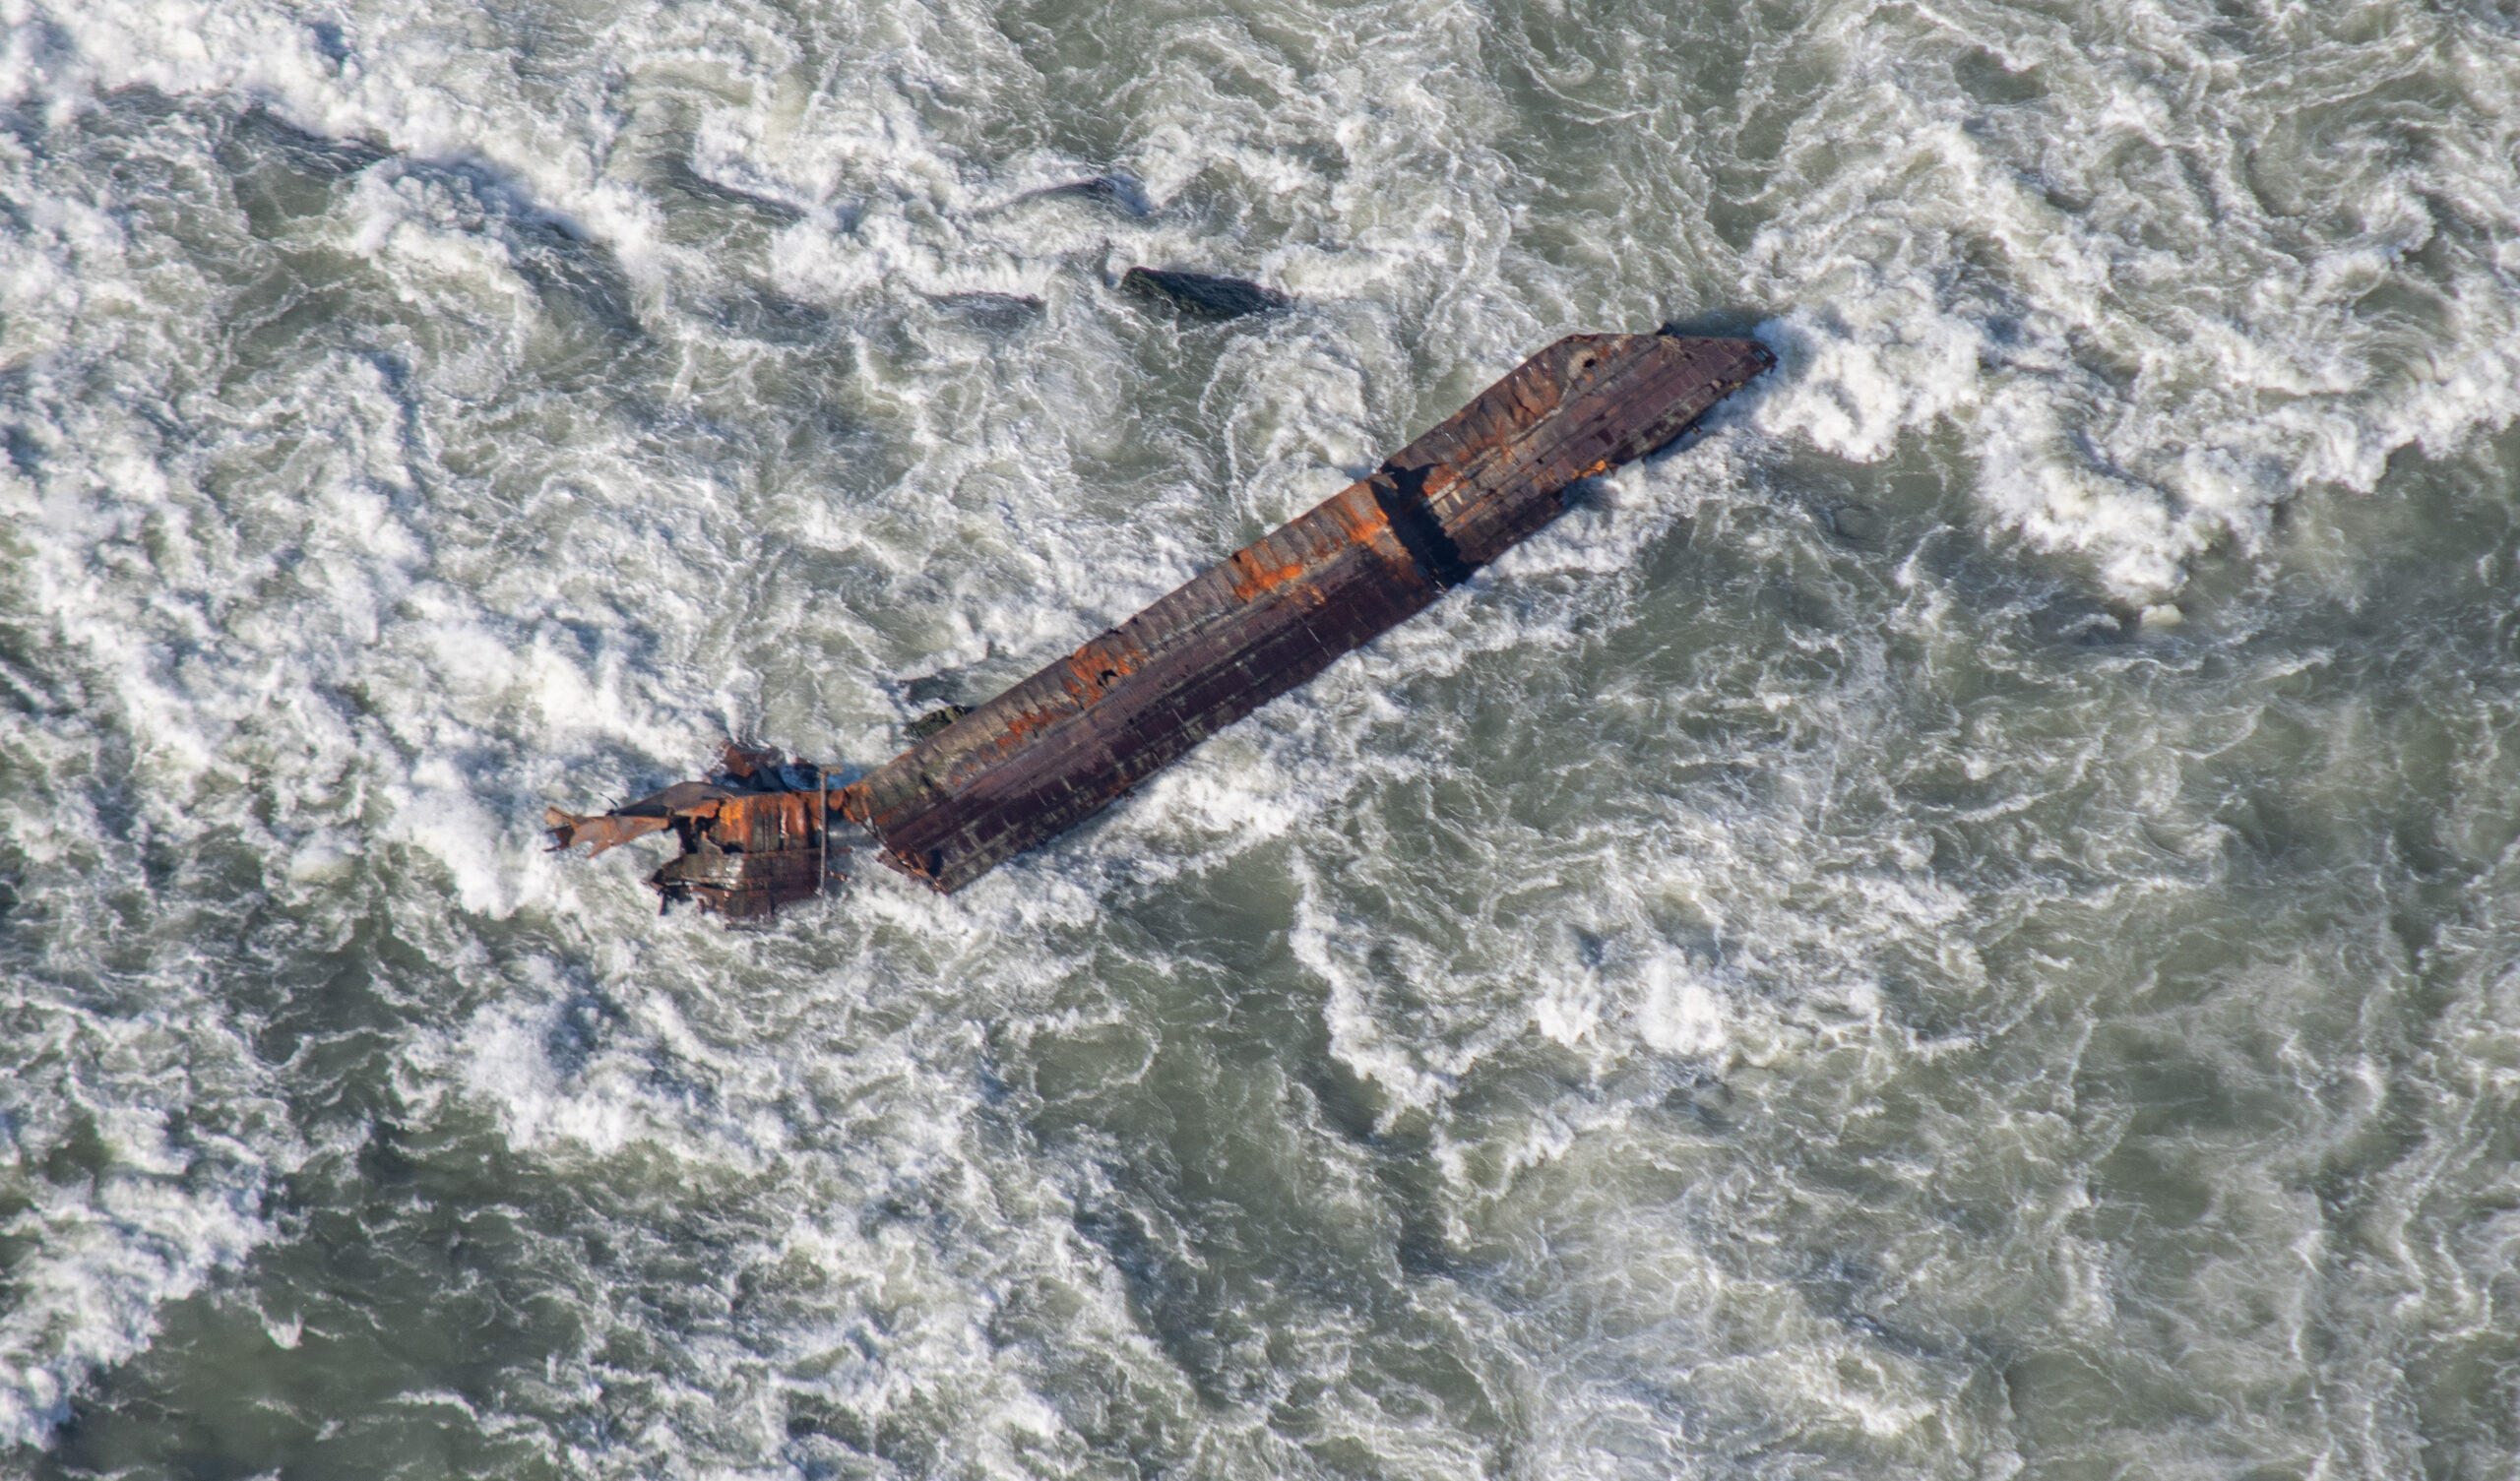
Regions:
[[6, 0, 2520, 1476]]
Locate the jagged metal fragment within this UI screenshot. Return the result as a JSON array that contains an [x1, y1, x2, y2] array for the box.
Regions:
[[548, 743, 843, 918], [906, 704, 974, 741], [548, 331, 1771, 914], [545, 779, 727, 856]]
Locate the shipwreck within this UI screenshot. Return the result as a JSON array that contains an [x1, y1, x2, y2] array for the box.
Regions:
[[547, 330, 1773, 916]]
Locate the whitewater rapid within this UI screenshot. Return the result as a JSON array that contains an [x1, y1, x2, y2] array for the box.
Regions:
[[4, 0, 2519, 1476]]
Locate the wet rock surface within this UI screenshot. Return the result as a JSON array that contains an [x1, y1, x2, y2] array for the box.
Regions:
[[1120, 266, 1291, 321]]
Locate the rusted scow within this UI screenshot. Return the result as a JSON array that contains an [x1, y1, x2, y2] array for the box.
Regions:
[[547, 743, 848, 917], [848, 331, 1772, 891], [546, 332, 1770, 912]]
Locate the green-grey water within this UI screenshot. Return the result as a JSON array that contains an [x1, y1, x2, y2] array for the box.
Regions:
[[4, 0, 2518, 1476]]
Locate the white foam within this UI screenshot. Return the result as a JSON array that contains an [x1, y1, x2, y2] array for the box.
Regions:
[[0, 1006, 297, 1448], [1634, 956, 1731, 1059], [1732, 2, 2520, 593], [1290, 871, 1458, 1121], [7, 0, 2520, 1471]]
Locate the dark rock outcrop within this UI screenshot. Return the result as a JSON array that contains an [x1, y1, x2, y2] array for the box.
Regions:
[[1121, 267, 1291, 322]]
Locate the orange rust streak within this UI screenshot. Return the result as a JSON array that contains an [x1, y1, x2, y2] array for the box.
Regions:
[[700, 792, 812, 849], [1225, 544, 1312, 602], [1323, 486, 1393, 543], [995, 703, 1068, 751], [1061, 640, 1147, 702]]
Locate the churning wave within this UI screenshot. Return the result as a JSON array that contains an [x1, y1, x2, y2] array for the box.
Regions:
[[5, 0, 2519, 1474]]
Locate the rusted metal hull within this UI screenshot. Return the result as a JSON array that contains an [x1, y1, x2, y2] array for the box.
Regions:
[[548, 330, 1770, 913], [546, 745, 840, 917], [847, 331, 1771, 892]]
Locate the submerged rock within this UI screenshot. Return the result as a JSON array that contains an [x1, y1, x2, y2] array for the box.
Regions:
[[1035, 174, 1153, 216], [1824, 503, 1885, 546], [1121, 267, 1290, 322]]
